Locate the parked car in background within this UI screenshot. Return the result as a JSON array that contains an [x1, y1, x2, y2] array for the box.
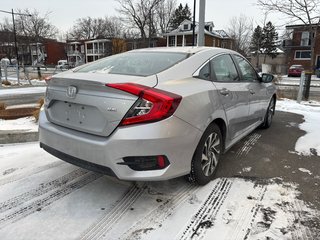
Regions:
[[39, 47, 276, 185], [56, 60, 69, 70], [288, 64, 304, 77]]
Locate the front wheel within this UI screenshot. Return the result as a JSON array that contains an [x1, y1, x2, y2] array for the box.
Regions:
[[261, 98, 275, 129], [189, 123, 223, 185]]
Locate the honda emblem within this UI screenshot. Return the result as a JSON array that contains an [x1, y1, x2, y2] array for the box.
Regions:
[[66, 86, 77, 98]]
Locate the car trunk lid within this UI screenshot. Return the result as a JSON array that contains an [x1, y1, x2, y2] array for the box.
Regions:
[[45, 73, 157, 137]]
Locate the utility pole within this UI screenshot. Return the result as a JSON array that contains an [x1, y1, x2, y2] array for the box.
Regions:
[[198, 0, 206, 47]]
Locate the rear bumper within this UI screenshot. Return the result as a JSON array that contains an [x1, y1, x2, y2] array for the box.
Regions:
[[40, 143, 117, 177], [39, 111, 202, 181]]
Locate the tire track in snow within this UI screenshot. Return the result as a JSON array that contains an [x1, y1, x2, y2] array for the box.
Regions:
[[288, 200, 315, 240], [177, 178, 232, 240], [0, 161, 65, 187], [120, 182, 202, 240], [0, 171, 101, 229], [79, 184, 146, 240], [236, 133, 261, 157], [0, 168, 88, 213], [233, 186, 267, 240]]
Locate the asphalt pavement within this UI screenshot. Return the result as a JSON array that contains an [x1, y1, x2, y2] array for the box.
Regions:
[[217, 111, 320, 212]]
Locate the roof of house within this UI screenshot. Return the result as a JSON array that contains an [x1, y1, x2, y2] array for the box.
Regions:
[[286, 23, 320, 29], [164, 19, 231, 39]]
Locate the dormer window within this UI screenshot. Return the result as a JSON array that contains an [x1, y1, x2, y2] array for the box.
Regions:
[[183, 24, 190, 30]]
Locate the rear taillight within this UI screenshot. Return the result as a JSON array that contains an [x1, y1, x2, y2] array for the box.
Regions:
[[44, 75, 52, 84], [106, 83, 182, 126]]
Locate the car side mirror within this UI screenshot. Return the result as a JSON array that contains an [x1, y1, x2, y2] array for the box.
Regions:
[[260, 73, 274, 83]]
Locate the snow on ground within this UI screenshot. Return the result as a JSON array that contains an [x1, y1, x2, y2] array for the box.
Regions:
[[0, 86, 46, 97], [0, 143, 319, 240], [1, 76, 47, 87], [277, 99, 320, 156], [0, 117, 38, 132]]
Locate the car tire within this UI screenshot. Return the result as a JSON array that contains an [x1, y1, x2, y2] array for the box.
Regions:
[[261, 97, 275, 129], [189, 123, 223, 185]]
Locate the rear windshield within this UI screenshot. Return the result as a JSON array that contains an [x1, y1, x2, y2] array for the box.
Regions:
[[75, 51, 188, 76]]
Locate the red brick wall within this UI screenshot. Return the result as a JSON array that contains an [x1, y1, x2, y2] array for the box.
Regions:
[[287, 26, 320, 70], [45, 42, 67, 65]]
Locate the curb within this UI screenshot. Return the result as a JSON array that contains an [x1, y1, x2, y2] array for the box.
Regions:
[[0, 130, 39, 144]]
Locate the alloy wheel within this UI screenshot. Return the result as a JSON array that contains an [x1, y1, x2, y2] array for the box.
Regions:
[[201, 132, 221, 176]]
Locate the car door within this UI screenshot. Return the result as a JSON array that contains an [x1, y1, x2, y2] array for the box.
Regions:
[[210, 54, 251, 141], [233, 55, 268, 125]]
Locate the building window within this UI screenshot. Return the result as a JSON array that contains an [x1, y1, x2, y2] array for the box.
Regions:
[[212, 39, 216, 46], [295, 50, 311, 59], [301, 31, 310, 46], [169, 36, 175, 46], [183, 24, 190, 30]]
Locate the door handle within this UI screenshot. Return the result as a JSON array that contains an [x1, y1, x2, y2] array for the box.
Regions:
[[249, 89, 255, 95], [219, 88, 230, 96]]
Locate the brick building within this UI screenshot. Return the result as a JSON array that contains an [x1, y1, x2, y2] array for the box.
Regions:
[[163, 20, 233, 49], [283, 24, 320, 70], [0, 30, 66, 66]]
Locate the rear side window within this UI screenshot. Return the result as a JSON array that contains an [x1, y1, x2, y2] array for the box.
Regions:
[[198, 62, 211, 80], [210, 54, 239, 82], [75, 52, 188, 76], [233, 55, 258, 81]]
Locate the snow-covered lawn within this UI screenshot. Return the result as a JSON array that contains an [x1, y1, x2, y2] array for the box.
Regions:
[[0, 99, 319, 239]]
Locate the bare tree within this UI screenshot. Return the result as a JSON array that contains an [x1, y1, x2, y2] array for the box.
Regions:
[[70, 16, 124, 40], [156, 0, 177, 33], [115, 0, 164, 39], [227, 14, 253, 57], [257, 0, 320, 71], [14, 9, 58, 41]]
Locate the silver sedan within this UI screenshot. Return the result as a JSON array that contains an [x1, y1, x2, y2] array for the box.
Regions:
[[39, 47, 276, 185]]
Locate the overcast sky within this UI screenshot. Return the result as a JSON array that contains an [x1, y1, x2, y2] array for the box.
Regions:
[[0, 0, 285, 33]]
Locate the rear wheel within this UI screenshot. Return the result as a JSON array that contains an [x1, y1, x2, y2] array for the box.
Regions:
[[189, 123, 223, 185], [261, 97, 275, 129]]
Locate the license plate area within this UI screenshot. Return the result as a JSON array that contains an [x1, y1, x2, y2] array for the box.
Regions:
[[49, 101, 108, 134]]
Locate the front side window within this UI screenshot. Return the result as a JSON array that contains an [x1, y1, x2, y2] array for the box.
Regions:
[[210, 54, 239, 82], [233, 55, 257, 82], [75, 52, 188, 76]]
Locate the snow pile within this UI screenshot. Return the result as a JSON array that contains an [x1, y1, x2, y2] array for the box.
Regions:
[[5, 78, 47, 86], [0, 117, 38, 132], [277, 99, 320, 156]]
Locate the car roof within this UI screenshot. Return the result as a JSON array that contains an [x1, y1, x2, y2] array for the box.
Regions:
[[128, 46, 235, 55]]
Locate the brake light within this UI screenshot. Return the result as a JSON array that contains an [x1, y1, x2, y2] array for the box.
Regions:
[[106, 83, 182, 126]]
